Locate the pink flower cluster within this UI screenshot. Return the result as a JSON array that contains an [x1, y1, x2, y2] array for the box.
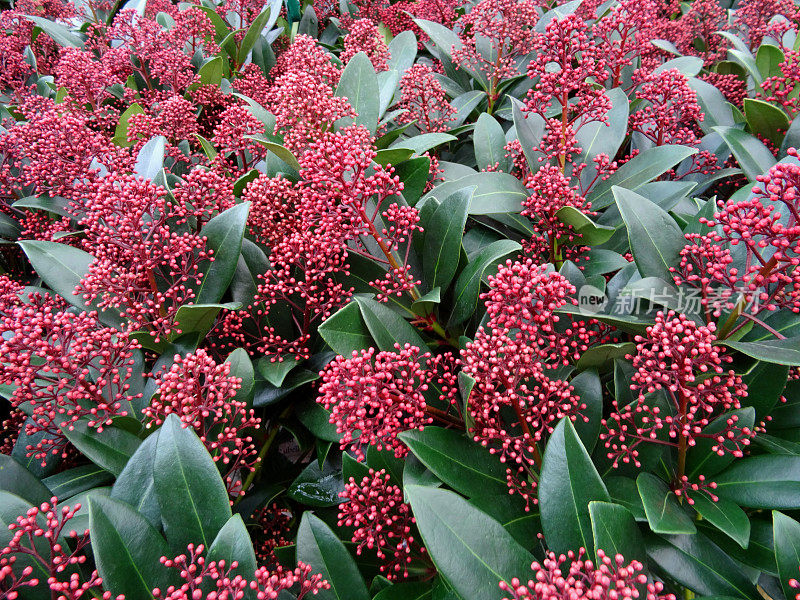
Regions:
[[500, 549, 675, 600], [601, 311, 750, 501], [0, 497, 121, 600], [338, 469, 422, 579], [144, 350, 261, 499], [0, 281, 139, 463], [397, 64, 456, 133], [154, 543, 328, 600]]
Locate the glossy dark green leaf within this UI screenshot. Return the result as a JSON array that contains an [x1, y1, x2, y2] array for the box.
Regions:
[[614, 186, 686, 282], [247, 137, 300, 170], [540, 419, 611, 554], [154, 414, 231, 552], [589, 501, 646, 564], [62, 422, 140, 477], [645, 532, 758, 598], [590, 145, 698, 210], [111, 431, 160, 528], [375, 147, 414, 166], [423, 187, 472, 293], [714, 455, 800, 509], [237, 7, 271, 65], [743, 361, 789, 419], [0, 454, 52, 505], [17, 240, 123, 328], [318, 302, 373, 355], [395, 157, 431, 205], [0, 491, 51, 600], [448, 239, 520, 327], [89, 495, 173, 600], [691, 494, 750, 549], [354, 296, 426, 351], [412, 19, 485, 85], [373, 582, 432, 600], [571, 370, 603, 453], [43, 464, 113, 499], [774, 510, 800, 600], [511, 97, 544, 172], [637, 472, 696, 534], [296, 512, 370, 600], [25, 15, 83, 47], [391, 132, 458, 156], [387, 30, 417, 73], [469, 492, 541, 549], [287, 460, 344, 507], [208, 514, 258, 580], [713, 126, 777, 182], [575, 88, 629, 190], [335, 52, 380, 133], [555, 207, 616, 246], [723, 336, 800, 366], [605, 476, 647, 521], [689, 77, 735, 133], [474, 113, 508, 172], [744, 98, 790, 147], [225, 348, 255, 406], [406, 485, 533, 600], [423, 172, 528, 215], [398, 427, 507, 497], [196, 202, 250, 304]]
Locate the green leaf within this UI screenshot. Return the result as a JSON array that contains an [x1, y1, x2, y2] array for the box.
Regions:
[[614, 186, 687, 282], [424, 187, 472, 293], [645, 532, 758, 598], [172, 302, 241, 340], [713, 126, 777, 182], [722, 336, 800, 366], [43, 464, 113, 499], [0, 454, 52, 505], [194, 133, 218, 159], [589, 501, 647, 564], [406, 485, 533, 600], [575, 343, 635, 372], [237, 7, 272, 65], [154, 414, 232, 552], [89, 495, 173, 600], [296, 512, 370, 600], [247, 137, 301, 170], [374, 582, 432, 600], [744, 98, 790, 147], [297, 398, 341, 443], [637, 473, 697, 535], [511, 98, 544, 173], [17, 240, 123, 328], [25, 15, 83, 47], [774, 510, 800, 600], [113, 103, 145, 147], [226, 348, 255, 405], [354, 296, 426, 351], [398, 427, 507, 498], [395, 157, 431, 205], [448, 240, 521, 327], [714, 455, 800, 509], [691, 494, 750, 549], [412, 19, 485, 85], [208, 514, 258, 580], [196, 202, 250, 304], [689, 77, 735, 132], [423, 172, 528, 215], [318, 301, 373, 355], [590, 145, 699, 210], [335, 52, 380, 134], [575, 88, 629, 190], [287, 460, 344, 507], [756, 43, 785, 80], [556, 206, 616, 246], [134, 135, 167, 181], [474, 113, 508, 172], [256, 355, 301, 387], [540, 419, 611, 554], [198, 56, 224, 86], [62, 422, 141, 477], [374, 147, 414, 166], [111, 431, 161, 529], [390, 132, 458, 156], [0, 491, 51, 599], [742, 361, 788, 418]]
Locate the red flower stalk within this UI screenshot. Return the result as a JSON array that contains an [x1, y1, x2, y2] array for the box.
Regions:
[[673, 0, 727, 65], [74, 173, 211, 341], [318, 344, 434, 460], [462, 259, 607, 507], [342, 19, 390, 71], [0, 497, 121, 600], [761, 50, 800, 118], [397, 64, 456, 133], [254, 503, 292, 567], [144, 349, 261, 499], [154, 543, 329, 600], [601, 311, 751, 501], [525, 14, 610, 170], [500, 549, 675, 600], [0, 286, 139, 464], [338, 469, 423, 579], [450, 0, 539, 110]]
